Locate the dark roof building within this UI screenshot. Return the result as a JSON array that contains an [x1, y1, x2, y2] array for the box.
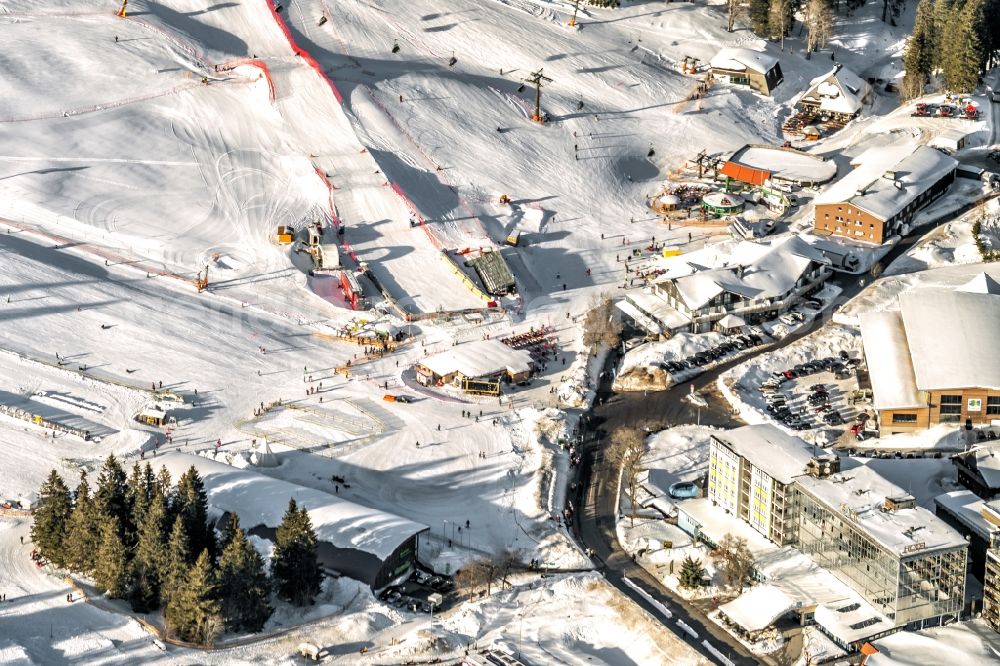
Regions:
[[157, 453, 428, 589]]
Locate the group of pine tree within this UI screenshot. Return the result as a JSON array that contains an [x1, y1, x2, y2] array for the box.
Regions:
[[31, 457, 324, 645], [723, 0, 1000, 96], [902, 0, 1000, 97]]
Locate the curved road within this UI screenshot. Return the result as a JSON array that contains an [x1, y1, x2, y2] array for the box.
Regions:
[[569, 208, 984, 665]]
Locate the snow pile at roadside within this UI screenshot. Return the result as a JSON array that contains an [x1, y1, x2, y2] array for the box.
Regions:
[[507, 408, 588, 570], [380, 573, 705, 666], [557, 347, 603, 409]]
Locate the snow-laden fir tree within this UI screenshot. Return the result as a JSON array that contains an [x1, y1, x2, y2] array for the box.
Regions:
[[217, 514, 273, 632], [271, 499, 323, 606], [30, 470, 72, 568]]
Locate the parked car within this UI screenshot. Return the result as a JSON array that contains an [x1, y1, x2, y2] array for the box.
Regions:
[[669, 481, 700, 499], [779, 313, 798, 326], [810, 384, 827, 392]]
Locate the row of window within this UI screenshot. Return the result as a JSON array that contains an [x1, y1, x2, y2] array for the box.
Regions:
[[826, 214, 876, 229]]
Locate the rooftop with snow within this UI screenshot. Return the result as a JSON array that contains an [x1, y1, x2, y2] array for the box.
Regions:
[[795, 463, 966, 557], [815, 144, 958, 221]]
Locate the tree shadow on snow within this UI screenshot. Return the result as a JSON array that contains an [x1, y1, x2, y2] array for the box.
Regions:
[[133, 3, 248, 57]]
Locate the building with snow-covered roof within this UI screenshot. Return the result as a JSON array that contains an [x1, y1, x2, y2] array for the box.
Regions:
[[814, 145, 957, 244], [416, 338, 533, 391], [795, 465, 966, 629], [707, 425, 967, 632], [930, 127, 974, 153], [708, 424, 817, 545], [934, 490, 1000, 583], [709, 47, 783, 95], [859, 274, 1000, 433], [155, 453, 428, 589], [795, 65, 872, 121], [718, 585, 795, 640], [621, 235, 830, 336], [951, 443, 1000, 500]]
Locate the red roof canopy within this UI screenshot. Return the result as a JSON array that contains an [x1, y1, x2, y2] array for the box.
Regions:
[[720, 161, 771, 186]]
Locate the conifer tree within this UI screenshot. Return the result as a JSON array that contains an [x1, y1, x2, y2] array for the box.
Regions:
[[219, 511, 241, 551], [155, 466, 173, 502], [271, 499, 323, 606], [130, 489, 170, 612], [162, 516, 191, 608], [30, 470, 73, 568], [943, 0, 985, 92], [165, 550, 222, 646], [65, 471, 100, 574], [748, 0, 770, 35], [173, 466, 215, 562], [901, 0, 936, 99], [679, 556, 706, 589], [127, 462, 156, 535], [931, 0, 954, 72], [94, 515, 131, 598], [218, 514, 273, 632], [94, 455, 132, 544]]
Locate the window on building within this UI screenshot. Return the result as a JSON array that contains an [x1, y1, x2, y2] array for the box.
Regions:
[[988, 396, 1000, 416], [940, 394, 962, 421], [892, 413, 917, 423]]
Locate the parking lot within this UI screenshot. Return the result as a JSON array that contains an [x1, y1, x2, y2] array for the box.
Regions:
[[758, 352, 866, 434], [663, 330, 767, 379], [378, 568, 456, 614]]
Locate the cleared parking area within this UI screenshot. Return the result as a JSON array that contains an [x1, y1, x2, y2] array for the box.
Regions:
[[664, 330, 768, 382], [758, 353, 863, 433], [378, 567, 456, 614]]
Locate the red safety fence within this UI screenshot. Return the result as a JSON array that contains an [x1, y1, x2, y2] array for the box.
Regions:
[[262, 0, 343, 104]]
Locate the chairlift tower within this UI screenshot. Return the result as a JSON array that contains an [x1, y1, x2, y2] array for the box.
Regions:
[[523, 69, 553, 123], [569, 0, 581, 27]]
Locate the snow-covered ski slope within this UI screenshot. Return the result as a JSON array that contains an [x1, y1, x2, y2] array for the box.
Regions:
[[0, 0, 910, 318]]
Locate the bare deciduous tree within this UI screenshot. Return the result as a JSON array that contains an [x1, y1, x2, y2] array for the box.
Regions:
[[455, 560, 488, 601], [607, 426, 647, 526], [804, 0, 834, 53], [726, 0, 745, 32], [768, 0, 793, 49], [582, 293, 622, 354], [713, 533, 754, 589]]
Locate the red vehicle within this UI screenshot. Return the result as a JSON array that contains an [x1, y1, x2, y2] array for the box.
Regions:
[[962, 103, 979, 119], [911, 103, 930, 117], [339, 270, 362, 310], [936, 104, 954, 117]]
